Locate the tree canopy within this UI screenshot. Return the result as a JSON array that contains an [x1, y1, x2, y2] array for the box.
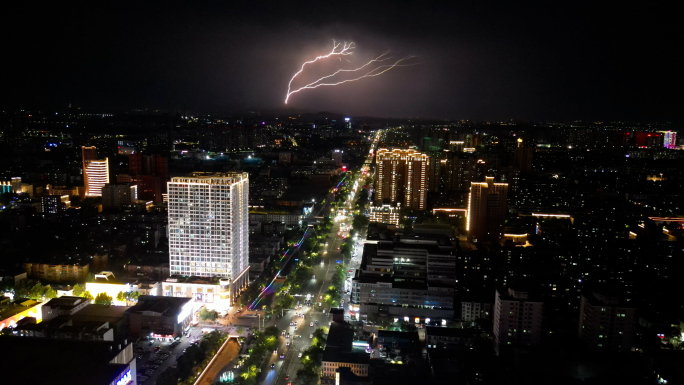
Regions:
[[93, 292, 113, 305]]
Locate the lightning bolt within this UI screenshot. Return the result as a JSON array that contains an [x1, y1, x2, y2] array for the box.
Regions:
[[285, 41, 417, 104]]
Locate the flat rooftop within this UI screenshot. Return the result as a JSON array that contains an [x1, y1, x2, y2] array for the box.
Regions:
[[0, 337, 131, 385]]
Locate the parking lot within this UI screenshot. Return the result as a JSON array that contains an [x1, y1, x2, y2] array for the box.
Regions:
[[133, 326, 204, 384]]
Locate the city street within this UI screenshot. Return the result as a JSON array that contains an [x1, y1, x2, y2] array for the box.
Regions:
[[202, 134, 378, 385]]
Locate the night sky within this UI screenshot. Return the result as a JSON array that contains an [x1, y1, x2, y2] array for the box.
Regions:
[[2, 2, 681, 121]]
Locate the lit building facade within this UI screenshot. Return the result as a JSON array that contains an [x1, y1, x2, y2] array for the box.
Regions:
[[660, 130, 677, 149], [375, 148, 429, 210], [162, 277, 231, 304], [368, 202, 401, 226], [351, 240, 456, 321], [82, 146, 110, 197], [127, 295, 193, 340], [41, 195, 71, 214], [0, 298, 44, 331], [168, 173, 250, 301], [467, 177, 508, 243]]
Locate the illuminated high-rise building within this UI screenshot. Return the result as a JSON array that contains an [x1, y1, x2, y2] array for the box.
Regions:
[[467, 177, 508, 242], [660, 130, 677, 149], [375, 148, 429, 210], [82, 146, 109, 197], [167, 172, 250, 292]]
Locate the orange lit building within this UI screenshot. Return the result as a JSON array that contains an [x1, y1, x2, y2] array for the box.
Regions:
[[82, 146, 109, 197], [467, 177, 508, 243], [23, 261, 89, 282], [375, 148, 429, 210], [0, 298, 44, 331]]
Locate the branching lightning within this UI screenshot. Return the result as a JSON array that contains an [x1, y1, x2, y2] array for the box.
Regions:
[[285, 41, 416, 104]]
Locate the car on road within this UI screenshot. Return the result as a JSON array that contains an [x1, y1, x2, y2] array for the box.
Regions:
[[279, 354, 285, 359], [286, 341, 290, 346], [298, 353, 302, 358], [309, 334, 313, 338], [271, 363, 275, 368], [309, 322, 313, 327], [315, 320, 318, 324], [294, 326, 297, 330]]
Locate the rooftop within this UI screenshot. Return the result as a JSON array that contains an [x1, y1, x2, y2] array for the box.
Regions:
[[0, 337, 131, 385], [127, 295, 191, 316], [322, 321, 369, 365]]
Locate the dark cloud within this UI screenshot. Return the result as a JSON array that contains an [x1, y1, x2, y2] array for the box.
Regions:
[[2, 2, 681, 121]]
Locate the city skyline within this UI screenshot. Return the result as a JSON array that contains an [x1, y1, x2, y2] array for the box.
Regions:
[[2, 2, 682, 122]]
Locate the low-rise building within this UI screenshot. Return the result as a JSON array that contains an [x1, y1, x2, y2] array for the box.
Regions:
[[16, 302, 130, 341], [86, 272, 142, 305], [41, 296, 90, 321], [351, 237, 457, 322], [249, 211, 302, 226], [0, 337, 136, 385], [126, 295, 193, 340], [24, 261, 89, 282], [321, 321, 370, 381], [162, 276, 231, 306], [425, 326, 478, 349], [0, 297, 44, 331], [369, 202, 401, 226], [124, 263, 170, 281]]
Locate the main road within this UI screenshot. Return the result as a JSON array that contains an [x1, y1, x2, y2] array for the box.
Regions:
[[200, 130, 379, 385]]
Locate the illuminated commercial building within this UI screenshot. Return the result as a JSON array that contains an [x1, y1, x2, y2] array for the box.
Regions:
[[84, 272, 161, 305], [82, 146, 110, 197], [0, 177, 22, 194], [162, 276, 231, 304], [368, 202, 401, 226], [375, 148, 429, 210], [126, 295, 193, 340], [0, 298, 44, 331], [660, 130, 677, 149], [467, 177, 508, 243], [493, 288, 543, 355], [351, 237, 456, 321], [168, 172, 250, 302]]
